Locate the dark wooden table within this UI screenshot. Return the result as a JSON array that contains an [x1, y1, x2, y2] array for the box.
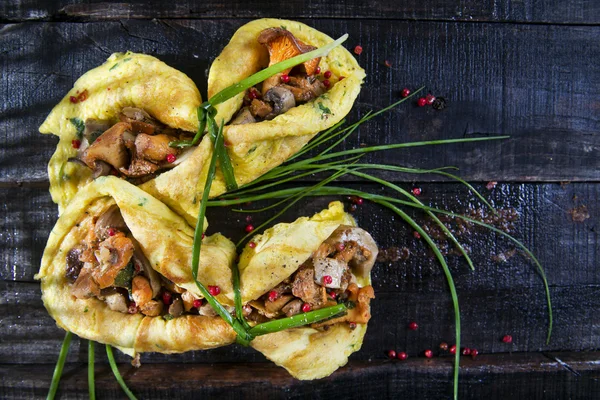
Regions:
[[2, 1, 599, 399]]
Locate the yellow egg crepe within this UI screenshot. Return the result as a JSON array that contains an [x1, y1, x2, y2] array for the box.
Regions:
[[36, 177, 237, 355], [39, 52, 202, 213]]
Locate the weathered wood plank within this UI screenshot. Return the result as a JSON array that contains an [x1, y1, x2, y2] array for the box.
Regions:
[[1, 353, 599, 399], [2, 1, 600, 25], [1, 20, 599, 183]]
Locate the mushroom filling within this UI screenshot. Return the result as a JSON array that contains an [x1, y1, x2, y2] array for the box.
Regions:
[[69, 107, 195, 183], [231, 28, 331, 125], [65, 205, 227, 319], [243, 225, 377, 329]]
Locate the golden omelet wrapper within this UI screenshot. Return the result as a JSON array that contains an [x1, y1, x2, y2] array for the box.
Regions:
[[40, 19, 365, 226], [36, 177, 238, 355]]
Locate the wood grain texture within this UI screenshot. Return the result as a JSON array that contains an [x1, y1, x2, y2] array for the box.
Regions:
[[1, 0, 600, 25], [1, 19, 599, 183], [2, 354, 599, 399]]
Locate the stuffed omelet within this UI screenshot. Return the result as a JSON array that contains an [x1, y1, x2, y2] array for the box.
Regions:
[[39, 52, 203, 213], [37, 177, 238, 355]]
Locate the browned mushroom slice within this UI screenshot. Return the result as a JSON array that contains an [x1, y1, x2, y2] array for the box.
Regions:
[[72, 263, 101, 299], [291, 266, 327, 307], [282, 75, 326, 102], [119, 156, 160, 178], [258, 28, 320, 93], [281, 299, 303, 317], [325, 226, 379, 277], [94, 205, 128, 240], [230, 107, 256, 125], [264, 294, 294, 314], [81, 122, 132, 171], [84, 119, 112, 144], [134, 133, 179, 163], [250, 98, 273, 119], [119, 107, 158, 135], [91, 233, 134, 289], [312, 283, 374, 328], [264, 87, 296, 119]]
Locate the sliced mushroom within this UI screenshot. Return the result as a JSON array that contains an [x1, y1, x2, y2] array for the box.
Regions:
[[264, 294, 294, 314], [134, 133, 178, 163], [264, 87, 296, 119], [325, 226, 379, 278], [313, 257, 348, 289], [94, 205, 128, 240], [282, 299, 303, 317], [181, 291, 199, 312], [168, 297, 184, 317], [84, 119, 112, 143], [119, 156, 159, 178], [81, 122, 132, 171], [291, 266, 327, 307], [91, 161, 113, 178], [230, 107, 256, 125], [250, 99, 273, 119], [139, 300, 163, 317], [258, 28, 319, 93], [282, 75, 326, 102], [65, 247, 84, 282], [132, 243, 161, 298], [92, 233, 134, 289], [198, 302, 217, 317], [104, 291, 129, 313], [120, 107, 158, 135], [72, 263, 101, 299]]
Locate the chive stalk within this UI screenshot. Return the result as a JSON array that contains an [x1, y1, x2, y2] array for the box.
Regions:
[[46, 331, 72, 400], [249, 303, 348, 336], [106, 345, 137, 400], [88, 340, 96, 400]]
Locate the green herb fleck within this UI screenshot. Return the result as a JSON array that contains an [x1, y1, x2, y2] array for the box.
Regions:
[[109, 63, 119, 71], [123, 57, 132, 62], [137, 198, 148, 207], [84, 306, 89, 313], [247, 145, 257, 155], [88, 130, 104, 144], [113, 262, 134, 289], [317, 102, 332, 116], [163, 314, 174, 321], [281, 25, 287, 30], [70, 117, 85, 139]]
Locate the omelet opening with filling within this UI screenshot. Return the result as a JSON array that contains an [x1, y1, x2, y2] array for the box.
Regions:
[[239, 201, 378, 379], [36, 177, 238, 355], [140, 18, 366, 223], [39, 52, 202, 212]]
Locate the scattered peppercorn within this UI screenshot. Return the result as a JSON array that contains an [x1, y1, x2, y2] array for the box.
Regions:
[[322, 275, 333, 285], [449, 345, 457, 355], [461, 347, 471, 356], [354, 45, 363, 55], [248, 241, 257, 249], [336, 243, 345, 251], [193, 299, 202, 308], [502, 335, 513, 343], [208, 285, 221, 296], [166, 154, 177, 163], [425, 94, 436, 105], [408, 321, 418, 331], [248, 88, 259, 99], [384, 60, 392, 67], [471, 349, 479, 359], [387, 350, 397, 359], [268, 290, 278, 302], [280, 74, 290, 83], [486, 181, 498, 190], [315, 67, 321, 75], [397, 352, 408, 361], [322, 79, 331, 88], [417, 97, 427, 107], [411, 187, 422, 196], [71, 139, 81, 149], [245, 224, 254, 233], [324, 70, 332, 79], [301, 303, 311, 313], [70, 96, 78, 103], [439, 342, 449, 351], [413, 231, 421, 239], [245, 215, 252, 222], [162, 292, 172, 305], [401, 88, 411, 98], [329, 291, 337, 299], [348, 321, 357, 329], [424, 350, 433, 358], [107, 228, 116, 237]]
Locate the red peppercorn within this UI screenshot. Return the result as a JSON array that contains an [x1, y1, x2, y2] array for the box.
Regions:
[[322, 275, 333, 285], [166, 153, 176, 163], [134, 262, 141, 273], [413, 231, 421, 239], [352, 196, 364, 205], [502, 335, 513, 343], [411, 187, 422, 196], [301, 303, 311, 313], [107, 228, 116, 237], [268, 290, 278, 302], [322, 79, 330, 88], [486, 181, 498, 190], [354, 45, 363, 55], [397, 352, 408, 361], [408, 321, 418, 331], [439, 342, 449, 351], [280, 74, 290, 83], [401, 88, 411, 98], [329, 291, 337, 299], [248, 241, 257, 249], [248, 88, 259, 99], [449, 345, 457, 355], [315, 66, 321, 75], [77, 90, 88, 103], [193, 299, 202, 308], [208, 285, 221, 296], [425, 94, 436, 104], [462, 347, 471, 356], [71, 139, 81, 149], [471, 349, 479, 359], [336, 243, 345, 252], [387, 350, 397, 359], [201, 233, 205, 239], [324, 70, 332, 79], [417, 97, 427, 107], [162, 291, 172, 305], [348, 321, 357, 329], [245, 215, 252, 222], [128, 302, 138, 314], [384, 60, 392, 67], [424, 349, 433, 358], [245, 224, 254, 233], [70, 96, 78, 103]]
